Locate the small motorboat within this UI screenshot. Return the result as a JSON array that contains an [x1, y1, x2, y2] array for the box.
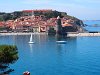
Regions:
[[23, 71, 30, 75], [56, 41, 67, 44]]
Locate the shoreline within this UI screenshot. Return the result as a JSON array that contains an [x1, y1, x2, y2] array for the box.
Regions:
[[0, 32, 100, 37]]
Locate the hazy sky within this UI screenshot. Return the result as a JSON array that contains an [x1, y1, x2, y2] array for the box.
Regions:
[[0, 0, 100, 20]]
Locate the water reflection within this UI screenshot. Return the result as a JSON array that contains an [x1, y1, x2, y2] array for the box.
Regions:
[[56, 35, 67, 41], [56, 36, 67, 57], [12, 35, 17, 45], [38, 34, 48, 44], [29, 44, 33, 53], [56, 37, 77, 57], [0, 36, 14, 45], [56, 44, 67, 56], [1, 35, 100, 75]]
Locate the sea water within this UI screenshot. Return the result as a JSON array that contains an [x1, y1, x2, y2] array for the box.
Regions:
[[84, 20, 100, 32], [0, 34, 100, 75]]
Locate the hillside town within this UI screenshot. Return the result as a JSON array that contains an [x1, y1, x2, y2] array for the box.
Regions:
[[0, 9, 84, 33]]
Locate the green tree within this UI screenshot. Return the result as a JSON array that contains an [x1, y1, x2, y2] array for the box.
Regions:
[[3, 13, 13, 21], [48, 27, 56, 35], [0, 16, 4, 21], [0, 45, 18, 74]]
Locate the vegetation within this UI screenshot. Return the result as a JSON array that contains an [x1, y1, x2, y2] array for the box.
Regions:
[[0, 16, 4, 21], [48, 27, 56, 35], [0, 10, 74, 20], [3, 13, 14, 21], [0, 45, 18, 74]]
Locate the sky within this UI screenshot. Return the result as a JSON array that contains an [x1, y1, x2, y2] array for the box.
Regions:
[[0, 0, 100, 20]]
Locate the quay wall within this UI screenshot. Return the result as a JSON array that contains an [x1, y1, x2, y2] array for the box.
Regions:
[[67, 33, 100, 37], [0, 32, 100, 37], [0, 32, 47, 36]]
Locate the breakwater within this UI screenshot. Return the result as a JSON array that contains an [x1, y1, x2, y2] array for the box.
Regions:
[[0, 32, 100, 37], [67, 32, 100, 37], [0, 32, 47, 36]]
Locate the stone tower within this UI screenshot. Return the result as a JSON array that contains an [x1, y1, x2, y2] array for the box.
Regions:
[[56, 16, 62, 35]]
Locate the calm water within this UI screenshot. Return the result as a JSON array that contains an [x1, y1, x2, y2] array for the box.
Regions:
[[84, 20, 100, 32], [0, 35, 100, 75]]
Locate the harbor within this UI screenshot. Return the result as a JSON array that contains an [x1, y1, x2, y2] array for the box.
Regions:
[[0, 34, 100, 75], [0, 0, 100, 75]]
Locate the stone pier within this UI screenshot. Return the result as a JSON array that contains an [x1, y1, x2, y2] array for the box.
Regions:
[[67, 32, 100, 37], [0, 32, 100, 37]]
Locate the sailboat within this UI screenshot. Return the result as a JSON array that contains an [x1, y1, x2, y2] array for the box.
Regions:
[[28, 34, 34, 44]]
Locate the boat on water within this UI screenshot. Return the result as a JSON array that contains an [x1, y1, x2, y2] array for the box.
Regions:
[[56, 41, 67, 44], [28, 34, 34, 44], [23, 71, 30, 75]]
